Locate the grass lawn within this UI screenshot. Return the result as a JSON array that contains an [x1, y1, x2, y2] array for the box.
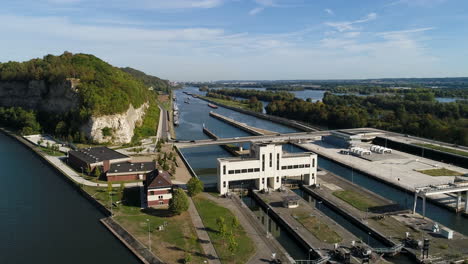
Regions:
[[200, 96, 252, 110], [415, 143, 468, 157], [193, 195, 255, 264], [417, 168, 464, 176], [333, 190, 379, 211], [81, 185, 204, 263], [39, 146, 65, 156], [293, 212, 342, 244]]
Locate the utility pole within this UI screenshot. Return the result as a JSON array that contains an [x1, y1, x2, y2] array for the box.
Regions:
[[147, 219, 151, 252]]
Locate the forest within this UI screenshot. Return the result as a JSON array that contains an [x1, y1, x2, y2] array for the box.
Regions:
[[207, 88, 295, 101], [121, 67, 173, 93], [205, 92, 263, 112], [0, 52, 163, 142], [266, 92, 468, 146]]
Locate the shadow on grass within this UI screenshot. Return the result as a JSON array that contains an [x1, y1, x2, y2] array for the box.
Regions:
[[122, 186, 141, 207], [142, 207, 176, 217]]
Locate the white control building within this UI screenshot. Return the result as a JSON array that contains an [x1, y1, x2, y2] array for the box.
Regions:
[[217, 142, 317, 194]]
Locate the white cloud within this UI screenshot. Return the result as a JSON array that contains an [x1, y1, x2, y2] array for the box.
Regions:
[[249, 7, 265, 15], [0, 14, 450, 81], [325, 13, 377, 32], [325, 8, 334, 15]]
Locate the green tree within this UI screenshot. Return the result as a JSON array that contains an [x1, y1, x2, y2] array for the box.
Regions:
[[186, 177, 204, 197], [184, 254, 192, 264], [216, 216, 227, 238], [231, 216, 240, 230], [228, 232, 238, 255], [169, 188, 189, 215], [162, 162, 170, 171], [94, 166, 101, 178]]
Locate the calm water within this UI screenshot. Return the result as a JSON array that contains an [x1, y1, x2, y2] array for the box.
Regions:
[[0, 133, 139, 264]]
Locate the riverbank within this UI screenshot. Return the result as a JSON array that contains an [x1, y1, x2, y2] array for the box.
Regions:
[[0, 127, 163, 264]]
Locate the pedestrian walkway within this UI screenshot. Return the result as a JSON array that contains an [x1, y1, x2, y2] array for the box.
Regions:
[[45, 155, 141, 188], [187, 197, 221, 264]]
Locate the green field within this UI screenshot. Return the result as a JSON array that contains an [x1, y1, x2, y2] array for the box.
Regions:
[[294, 212, 342, 244], [39, 146, 65, 156], [417, 168, 464, 176], [193, 195, 255, 264], [333, 190, 379, 211], [81, 185, 204, 263], [415, 143, 468, 157]]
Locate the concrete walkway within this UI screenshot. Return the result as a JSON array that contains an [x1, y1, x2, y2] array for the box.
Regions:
[[187, 197, 221, 264], [45, 155, 142, 188]]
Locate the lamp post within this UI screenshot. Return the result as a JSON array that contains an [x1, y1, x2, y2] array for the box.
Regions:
[[308, 248, 313, 261], [147, 219, 151, 252], [367, 232, 371, 247], [266, 208, 270, 236]]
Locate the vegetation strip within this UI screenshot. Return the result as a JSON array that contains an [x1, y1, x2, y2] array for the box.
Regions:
[[414, 143, 468, 157], [193, 195, 255, 264], [333, 190, 380, 211]]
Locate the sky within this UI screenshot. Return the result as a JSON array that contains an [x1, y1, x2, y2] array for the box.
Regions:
[[1, 0, 467, 81]]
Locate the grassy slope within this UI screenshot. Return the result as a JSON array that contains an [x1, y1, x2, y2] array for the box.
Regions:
[[333, 190, 379, 211], [201, 96, 252, 110], [415, 143, 468, 157], [417, 168, 463, 176], [193, 195, 255, 264]]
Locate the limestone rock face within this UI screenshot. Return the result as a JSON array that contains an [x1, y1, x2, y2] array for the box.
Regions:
[[0, 79, 80, 113], [82, 103, 148, 144]]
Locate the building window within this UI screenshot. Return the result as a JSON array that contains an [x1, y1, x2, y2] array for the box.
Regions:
[[277, 153, 280, 170], [276, 177, 279, 183], [293, 165, 299, 169], [254, 168, 260, 172], [223, 181, 226, 188], [304, 174, 310, 178], [299, 164, 305, 168], [312, 158, 315, 167], [223, 165, 226, 175], [262, 154, 265, 171], [262, 178, 265, 184], [150, 191, 154, 195], [269, 153, 272, 167], [235, 170, 241, 174], [229, 170, 234, 174], [241, 169, 247, 173], [281, 166, 287, 170], [288, 165, 293, 169], [305, 164, 311, 168], [159, 201, 164, 205], [158, 195, 163, 199], [248, 168, 254, 173]]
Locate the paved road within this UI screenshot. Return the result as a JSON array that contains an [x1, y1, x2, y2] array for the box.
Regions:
[[174, 131, 328, 148]]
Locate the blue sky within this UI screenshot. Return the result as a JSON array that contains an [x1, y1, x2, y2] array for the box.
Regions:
[[1, 0, 467, 81]]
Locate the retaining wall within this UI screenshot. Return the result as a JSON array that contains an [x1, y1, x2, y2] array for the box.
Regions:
[[199, 96, 320, 132]]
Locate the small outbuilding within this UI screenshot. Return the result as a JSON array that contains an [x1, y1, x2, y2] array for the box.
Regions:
[[283, 196, 300, 208]]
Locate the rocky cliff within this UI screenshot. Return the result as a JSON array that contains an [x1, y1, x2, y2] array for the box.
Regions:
[[0, 79, 80, 113], [82, 103, 148, 144]]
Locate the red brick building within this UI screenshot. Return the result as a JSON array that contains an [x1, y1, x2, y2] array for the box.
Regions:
[[145, 170, 173, 208], [106, 161, 156, 182]]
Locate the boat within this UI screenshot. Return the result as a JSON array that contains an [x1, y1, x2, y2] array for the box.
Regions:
[[192, 94, 198, 98], [208, 103, 218, 109], [184, 99, 190, 104]]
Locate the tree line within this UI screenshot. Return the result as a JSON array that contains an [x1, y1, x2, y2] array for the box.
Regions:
[[266, 92, 468, 146], [207, 88, 295, 101]]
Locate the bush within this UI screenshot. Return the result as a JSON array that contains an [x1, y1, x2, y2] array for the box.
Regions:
[[187, 177, 204, 197], [169, 188, 189, 215]]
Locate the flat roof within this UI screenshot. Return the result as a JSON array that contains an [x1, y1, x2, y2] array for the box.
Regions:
[[108, 162, 156, 174], [69, 147, 129, 164]]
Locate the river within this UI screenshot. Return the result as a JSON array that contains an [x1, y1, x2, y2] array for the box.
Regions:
[[0, 132, 139, 264]]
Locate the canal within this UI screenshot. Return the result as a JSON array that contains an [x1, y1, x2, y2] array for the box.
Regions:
[[174, 86, 467, 262], [0, 133, 139, 264]]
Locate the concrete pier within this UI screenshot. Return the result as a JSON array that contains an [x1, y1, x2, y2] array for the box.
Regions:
[[251, 189, 362, 260], [209, 111, 276, 136]]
